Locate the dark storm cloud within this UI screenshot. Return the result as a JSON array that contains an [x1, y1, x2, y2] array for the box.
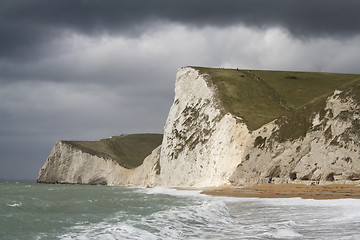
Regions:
[[1, 0, 360, 61]]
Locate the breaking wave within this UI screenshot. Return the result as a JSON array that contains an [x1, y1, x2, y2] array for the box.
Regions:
[[1, 183, 360, 240]]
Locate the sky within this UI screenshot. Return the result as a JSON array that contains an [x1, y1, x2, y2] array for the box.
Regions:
[[1, 0, 360, 181]]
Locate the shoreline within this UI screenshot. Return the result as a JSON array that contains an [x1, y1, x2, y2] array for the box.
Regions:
[[27, 182, 360, 200], [201, 183, 360, 200]]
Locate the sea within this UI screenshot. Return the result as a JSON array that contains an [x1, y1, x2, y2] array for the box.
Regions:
[[1, 182, 360, 240]]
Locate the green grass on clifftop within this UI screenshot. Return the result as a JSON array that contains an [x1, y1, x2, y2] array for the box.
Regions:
[[63, 134, 163, 169], [194, 67, 360, 131]]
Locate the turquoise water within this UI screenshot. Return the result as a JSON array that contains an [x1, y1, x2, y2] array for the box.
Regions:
[[1, 182, 360, 239]]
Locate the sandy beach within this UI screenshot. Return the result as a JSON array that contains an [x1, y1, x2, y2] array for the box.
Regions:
[[201, 183, 360, 200]]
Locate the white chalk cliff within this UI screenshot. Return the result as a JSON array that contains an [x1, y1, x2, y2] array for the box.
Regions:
[[230, 89, 360, 186], [37, 142, 161, 186], [38, 67, 360, 187], [156, 67, 250, 187]]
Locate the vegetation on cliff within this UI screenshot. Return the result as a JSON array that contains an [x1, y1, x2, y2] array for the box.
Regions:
[[63, 134, 163, 169], [194, 67, 360, 131]]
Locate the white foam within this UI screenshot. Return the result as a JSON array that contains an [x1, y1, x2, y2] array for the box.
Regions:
[[261, 197, 360, 207], [59, 195, 243, 239], [6, 202, 22, 207], [143, 186, 258, 202], [143, 186, 203, 198], [59, 219, 159, 240], [266, 228, 303, 239]]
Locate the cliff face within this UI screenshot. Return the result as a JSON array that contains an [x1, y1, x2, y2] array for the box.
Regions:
[[157, 67, 250, 187], [230, 87, 360, 186], [38, 67, 360, 187], [37, 135, 162, 186]]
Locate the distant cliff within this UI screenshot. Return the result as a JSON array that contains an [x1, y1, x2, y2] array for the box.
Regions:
[[38, 67, 360, 187], [37, 134, 162, 185]]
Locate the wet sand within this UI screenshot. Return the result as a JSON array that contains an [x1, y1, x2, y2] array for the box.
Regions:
[[201, 183, 360, 200]]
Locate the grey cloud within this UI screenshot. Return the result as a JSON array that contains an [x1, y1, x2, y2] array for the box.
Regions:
[[0, 81, 170, 137], [1, 0, 360, 61]]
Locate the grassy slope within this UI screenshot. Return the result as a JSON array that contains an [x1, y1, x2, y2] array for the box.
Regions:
[[194, 67, 360, 131], [62, 134, 163, 169]]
